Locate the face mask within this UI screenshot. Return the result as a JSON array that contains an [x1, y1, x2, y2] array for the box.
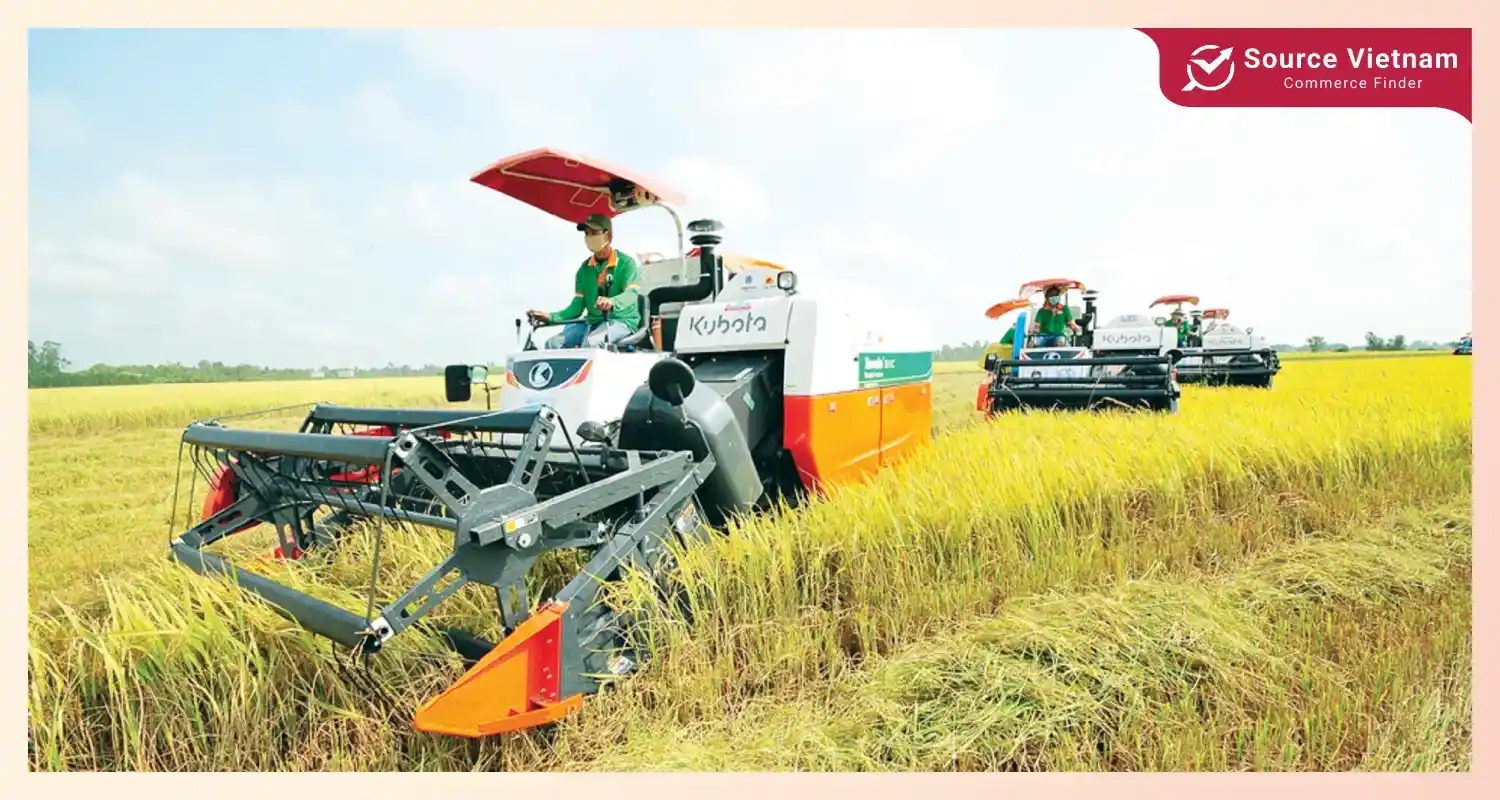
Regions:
[[585, 233, 609, 254]]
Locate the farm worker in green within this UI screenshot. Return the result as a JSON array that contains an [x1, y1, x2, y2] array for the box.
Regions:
[[526, 213, 644, 349], [1028, 285, 1081, 347], [1165, 308, 1191, 345]]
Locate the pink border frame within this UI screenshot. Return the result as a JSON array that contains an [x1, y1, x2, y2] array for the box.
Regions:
[[8, 3, 1488, 792]]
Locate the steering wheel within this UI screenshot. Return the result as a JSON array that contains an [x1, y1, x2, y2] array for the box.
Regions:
[[516, 313, 551, 352]]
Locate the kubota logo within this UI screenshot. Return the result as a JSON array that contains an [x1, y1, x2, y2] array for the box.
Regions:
[[1099, 331, 1156, 346], [1183, 44, 1236, 92], [688, 309, 769, 337], [527, 362, 553, 388]]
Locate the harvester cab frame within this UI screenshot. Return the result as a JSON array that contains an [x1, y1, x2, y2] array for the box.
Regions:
[[1154, 295, 1281, 388], [165, 146, 934, 742], [978, 278, 1182, 415]]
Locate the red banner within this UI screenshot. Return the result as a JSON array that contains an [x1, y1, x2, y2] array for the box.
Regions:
[[1136, 28, 1472, 121]]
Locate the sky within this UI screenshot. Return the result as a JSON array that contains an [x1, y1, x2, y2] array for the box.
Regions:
[[28, 29, 1472, 369]]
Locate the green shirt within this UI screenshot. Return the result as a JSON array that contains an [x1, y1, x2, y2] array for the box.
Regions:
[[1165, 319, 1190, 344], [548, 249, 643, 331], [1034, 302, 1074, 335]]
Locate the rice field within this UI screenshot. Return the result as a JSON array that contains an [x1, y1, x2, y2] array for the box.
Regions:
[[26, 353, 1472, 771]]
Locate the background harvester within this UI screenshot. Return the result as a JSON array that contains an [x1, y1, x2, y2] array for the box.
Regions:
[[1154, 296, 1281, 388], [977, 278, 1183, 415], [167, 147, 935, 742], [1454, 332, 1472, 356]]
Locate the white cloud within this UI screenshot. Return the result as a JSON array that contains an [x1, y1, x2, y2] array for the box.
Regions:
[[658, 157, 771, 227], [376, 29, 668, 155], [27, 29, 1472, 369], [716, 31, 1003, 177], [1054, 106, 1470, 344]]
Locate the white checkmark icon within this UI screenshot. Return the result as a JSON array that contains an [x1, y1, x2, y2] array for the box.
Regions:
[[1190, 47, 1234, 75]]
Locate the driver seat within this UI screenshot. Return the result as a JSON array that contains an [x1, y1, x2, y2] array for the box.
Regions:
[[610, 293, 654, 352]]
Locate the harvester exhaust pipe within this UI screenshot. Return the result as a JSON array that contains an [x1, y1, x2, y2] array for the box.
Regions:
[[1081, 289, 1100, 348], [687, 219, 724, 297]]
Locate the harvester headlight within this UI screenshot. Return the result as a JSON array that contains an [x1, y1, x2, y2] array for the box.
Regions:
[[776, 270, 798, 291]]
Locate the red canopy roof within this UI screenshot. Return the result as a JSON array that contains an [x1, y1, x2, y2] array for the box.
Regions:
[[1017, 278, 1086, 298], [1150, 294, 1200, 308], [470, 147, 687, 225]]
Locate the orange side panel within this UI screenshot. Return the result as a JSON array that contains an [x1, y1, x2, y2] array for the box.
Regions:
[[784, 388, 884, 493], [879, 381, 933, 467], [411, 601, 584, 738]]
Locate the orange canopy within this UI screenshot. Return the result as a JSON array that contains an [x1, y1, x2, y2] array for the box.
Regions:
[[984, 298, 1032, 320]]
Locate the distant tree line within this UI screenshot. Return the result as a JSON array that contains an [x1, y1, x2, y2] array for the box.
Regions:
[[27, 340, 442, 388], [935, 341, 995, 363], [27, 331, 1469, 389], [1303, 333, 1459, 353]]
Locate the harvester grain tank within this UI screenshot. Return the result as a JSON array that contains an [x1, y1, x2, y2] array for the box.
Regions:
[[166, 147, 935, 740], [977, 278, 1182, 414]]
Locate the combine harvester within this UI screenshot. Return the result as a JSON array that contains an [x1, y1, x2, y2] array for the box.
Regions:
[[1454, 332, 1472, 355], [1152, 295, 1281, 388], [976, 278, 1182, 415], [166, 147, 935, 739]]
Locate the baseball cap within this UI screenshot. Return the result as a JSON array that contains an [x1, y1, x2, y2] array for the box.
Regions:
[[577, 213, 612, 232]]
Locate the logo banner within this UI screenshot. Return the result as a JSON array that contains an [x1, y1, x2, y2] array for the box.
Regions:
[[1136, 28, 1471, 121]]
